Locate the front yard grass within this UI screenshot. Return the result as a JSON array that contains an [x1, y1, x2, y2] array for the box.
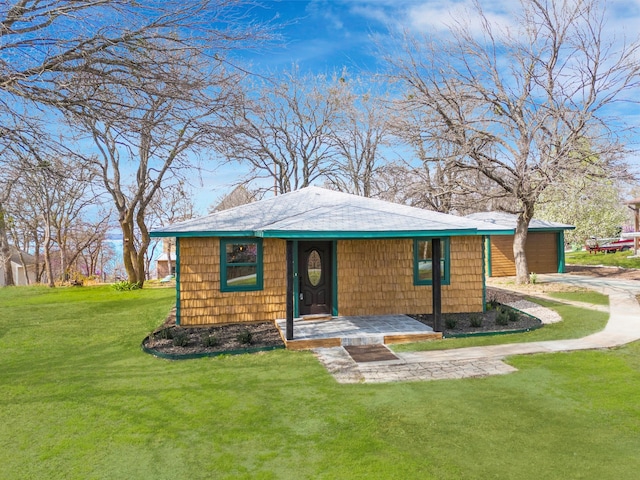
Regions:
[[547, 290, 609, 305], [1, 286, 639, 479], [566, 250, 640, 269]]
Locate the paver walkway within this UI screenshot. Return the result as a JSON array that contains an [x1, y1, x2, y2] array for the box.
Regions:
[[314, 274, 640, 383]]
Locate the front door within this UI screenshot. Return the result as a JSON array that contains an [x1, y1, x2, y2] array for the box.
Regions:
[[298, 241, 332, 316]]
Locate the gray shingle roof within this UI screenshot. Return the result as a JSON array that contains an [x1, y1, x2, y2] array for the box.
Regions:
[[465, 211, 574, 231], [151, 186, 513, 239], [7, 246, 36, 265]]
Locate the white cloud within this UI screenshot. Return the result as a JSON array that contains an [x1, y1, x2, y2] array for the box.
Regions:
[[349, 4, 392, 26], [405, 0, 516, 36], [339, 0, 640, 40]]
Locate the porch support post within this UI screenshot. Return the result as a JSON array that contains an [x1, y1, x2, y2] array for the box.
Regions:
[[432, 238, 443, 332], [286, 240, 294, 340]]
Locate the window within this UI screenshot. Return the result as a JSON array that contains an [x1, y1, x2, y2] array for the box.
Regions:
[[220, 238, 263, 292], [413, 238, 450, 286]]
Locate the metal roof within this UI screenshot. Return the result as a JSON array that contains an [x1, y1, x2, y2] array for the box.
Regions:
[[151, 186, 514, 239], [465, 211, 575, 231]]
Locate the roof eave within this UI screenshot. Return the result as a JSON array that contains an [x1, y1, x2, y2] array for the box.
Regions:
[[149, 230, 255, 238], [151, 228, 515, 239], [258, 228, 514, 239], [527, 226, 576, 232]]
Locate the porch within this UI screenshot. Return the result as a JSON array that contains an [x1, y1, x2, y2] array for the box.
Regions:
[[275, 314, 442, 350]]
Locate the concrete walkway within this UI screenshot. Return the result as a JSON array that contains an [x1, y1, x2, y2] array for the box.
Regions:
[[314, 274, 640, 383]]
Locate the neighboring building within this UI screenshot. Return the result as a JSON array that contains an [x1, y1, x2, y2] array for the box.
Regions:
[[156, 239, 176, 279], [0, 247, 37, 286], [209, 185, 257, 213], [150, 187, 510, 332], [156, 252, 176, 278], [466, 212, 574, 277]]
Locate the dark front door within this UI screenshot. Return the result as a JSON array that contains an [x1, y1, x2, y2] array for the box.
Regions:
[[298, 241, 332, 316]]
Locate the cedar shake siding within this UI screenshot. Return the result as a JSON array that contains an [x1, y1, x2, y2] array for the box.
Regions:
[[179, 237, 287, 326], [489, 232, 558, 277], [177, 236, 484, 326], [337, 237, 483, 316]]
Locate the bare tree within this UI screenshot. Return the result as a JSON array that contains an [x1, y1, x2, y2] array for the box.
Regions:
[[1, 1, 270, 113], [219, 68, 341, 194], [388, 105, 486, 213], [0, 140, 38, 286], [67, 47, 243, 285], [388, 0, 640, 283], [7, 154, 101, 286], [146, 181, 197, 280], [0, 201, 14, 286], [1, 0, 273, 286], [325, 74, 391, 197]]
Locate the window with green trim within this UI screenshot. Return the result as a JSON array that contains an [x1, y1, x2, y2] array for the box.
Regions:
[[413, 238, 450, 286], [220, 238, 263, 292]]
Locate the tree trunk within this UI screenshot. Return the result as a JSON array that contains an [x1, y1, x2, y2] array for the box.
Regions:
[[513, 203, 535, 285], [42, 219, 55, 288], [34, 238, 42, 283], [0, 205, 15, 287], [120, 215, 146, 286], [59, 247, 66, 282]]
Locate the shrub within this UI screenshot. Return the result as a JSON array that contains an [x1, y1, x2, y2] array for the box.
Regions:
[[495, 307, 509, 326], [445, 318, 458, 329], [529, 272, 538, 284], [487, 296, 500, 310], [202, 334, 219, 347], [508, 309, 520, 322], [236, 329, 253, 345], [156, 328, 174, 340], [469, 314, 483, 328], [112, 281, 141, 291], [172, 332, 189, 347]]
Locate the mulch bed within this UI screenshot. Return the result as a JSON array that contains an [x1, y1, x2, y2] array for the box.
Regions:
[[144, 312, 285, 357], [407, 287, 542, 336]]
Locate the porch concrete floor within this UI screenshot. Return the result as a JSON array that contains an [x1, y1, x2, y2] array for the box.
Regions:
[[275, 315, 441, 350]]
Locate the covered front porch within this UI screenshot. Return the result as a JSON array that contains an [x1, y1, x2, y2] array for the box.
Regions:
[[275, 314, 442, 350]]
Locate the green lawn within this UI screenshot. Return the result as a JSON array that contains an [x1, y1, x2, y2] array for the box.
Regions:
[[2, 286, 640, 479], [566, 250, 640, 269], [547, 290, 610, 305]]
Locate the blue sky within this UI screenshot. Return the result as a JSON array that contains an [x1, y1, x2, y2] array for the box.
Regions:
[[239, 0, 640, 74], [192, 0, 640, 211]]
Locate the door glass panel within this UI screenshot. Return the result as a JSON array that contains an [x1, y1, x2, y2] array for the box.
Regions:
[[307, 250, 322, 286]]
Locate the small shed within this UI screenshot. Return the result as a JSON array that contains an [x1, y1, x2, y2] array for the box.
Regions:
[[0, 247, 37, 286], [466, 212, 574, 277], [150, 187, 510, 335]]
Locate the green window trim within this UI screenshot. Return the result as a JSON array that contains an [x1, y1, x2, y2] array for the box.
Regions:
[[413, 238, 451, 286], [220, 238, 263, 292]]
